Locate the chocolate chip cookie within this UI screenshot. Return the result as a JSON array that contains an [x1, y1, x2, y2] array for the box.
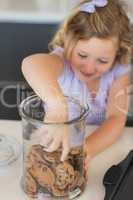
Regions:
[[24, 144, 86, 198], [24, 170, 38, 198]]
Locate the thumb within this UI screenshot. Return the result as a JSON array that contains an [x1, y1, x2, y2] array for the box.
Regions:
[[60, 137, 70, 162]]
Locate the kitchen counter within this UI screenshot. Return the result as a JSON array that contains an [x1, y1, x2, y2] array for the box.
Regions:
[[0, 120, 133, 200]]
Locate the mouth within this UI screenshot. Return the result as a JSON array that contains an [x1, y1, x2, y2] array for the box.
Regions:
[[80, 71, 94, 77]]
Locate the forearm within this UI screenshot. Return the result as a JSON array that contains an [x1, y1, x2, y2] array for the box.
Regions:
[[85, 115, 126, 158], [22, 55, 68, 122]]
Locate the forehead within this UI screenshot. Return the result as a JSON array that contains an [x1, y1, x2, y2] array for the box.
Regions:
[[74, 37, 118, 57]]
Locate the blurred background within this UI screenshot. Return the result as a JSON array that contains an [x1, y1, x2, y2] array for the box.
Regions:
[[0, 0, 132, 125]]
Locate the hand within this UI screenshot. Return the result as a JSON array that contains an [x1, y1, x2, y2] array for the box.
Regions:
[[31, 124, 70, 162], [83, 143, 92, 181], [84, 154, 91, 181]]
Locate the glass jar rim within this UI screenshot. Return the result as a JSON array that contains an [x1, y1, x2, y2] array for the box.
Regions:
[[19, 94, 89, 126]]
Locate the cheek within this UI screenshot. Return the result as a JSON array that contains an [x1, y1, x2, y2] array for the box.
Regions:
[[98, 64, 113, 74], [70, 56, 81, 70]]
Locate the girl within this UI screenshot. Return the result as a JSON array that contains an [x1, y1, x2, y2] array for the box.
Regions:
[[21, 0, 133, 175]]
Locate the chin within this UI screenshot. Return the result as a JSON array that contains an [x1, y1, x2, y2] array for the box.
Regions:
[[84, 75, 100, 83]]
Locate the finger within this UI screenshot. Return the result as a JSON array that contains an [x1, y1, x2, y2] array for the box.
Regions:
[[31, 125, 55, 147], [61, 136, 70, 162], [83, 161, 88, 180], [44, 137, 61, 152], [83, 159, 87, 171], [39, 129, 54, 146], [85, 169, 89, 181], [84, 156, 91, 181], [31, 126, 48, 139], [30, 131, 44, 145], [40, 136, 53, 147]]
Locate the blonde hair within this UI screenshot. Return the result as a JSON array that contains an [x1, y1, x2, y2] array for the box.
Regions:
[[49, 0, 133, 65]]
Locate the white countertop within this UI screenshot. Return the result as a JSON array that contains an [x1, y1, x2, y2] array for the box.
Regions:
[[0, 120, 133, 200]]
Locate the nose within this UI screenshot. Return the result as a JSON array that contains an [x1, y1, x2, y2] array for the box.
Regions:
[[83, 59, 97, 74]]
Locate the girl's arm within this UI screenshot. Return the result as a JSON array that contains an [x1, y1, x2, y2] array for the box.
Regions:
[[22, 53, 70, 161], [21, 53, 67, 121], [85, 73, 130, 159]]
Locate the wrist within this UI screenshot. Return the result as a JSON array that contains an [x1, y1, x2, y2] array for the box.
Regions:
[[44, 99, 68, 123]]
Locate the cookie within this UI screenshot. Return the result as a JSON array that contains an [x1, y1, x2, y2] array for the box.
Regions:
[[52, 186, 67, 197], [26, 145, 46, 169], [54, 161, 75, 190], [70, 147, 82, 155], [24, 171, 38, 197], [30, 162, 55, 189], [24, 144, 85, 198], [42, 150, 61, 164]]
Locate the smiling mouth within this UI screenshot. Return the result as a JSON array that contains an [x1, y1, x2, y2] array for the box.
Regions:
[[80, 71, 94, 77]]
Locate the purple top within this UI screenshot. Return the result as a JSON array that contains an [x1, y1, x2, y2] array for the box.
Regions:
[[52, 47, 131, 125]]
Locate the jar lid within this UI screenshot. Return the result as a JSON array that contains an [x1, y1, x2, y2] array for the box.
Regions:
[[0, 134, 21, 166]]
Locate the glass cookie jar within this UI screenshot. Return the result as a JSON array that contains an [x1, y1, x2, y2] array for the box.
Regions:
[[19, 95, 89, 200]]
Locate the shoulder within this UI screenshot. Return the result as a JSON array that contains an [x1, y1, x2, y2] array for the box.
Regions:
[[111, 63, 131, 79], [108, 63, 131, 91], [108, 65, 130, 102], [106, 69, 130, 119]]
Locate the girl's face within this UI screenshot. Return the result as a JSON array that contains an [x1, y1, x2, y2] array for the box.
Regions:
[[70, 37, 119, 83]]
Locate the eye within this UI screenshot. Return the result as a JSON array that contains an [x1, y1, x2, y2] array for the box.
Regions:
[[78, 53, 88, 59], [97, 59, 108, 64]]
